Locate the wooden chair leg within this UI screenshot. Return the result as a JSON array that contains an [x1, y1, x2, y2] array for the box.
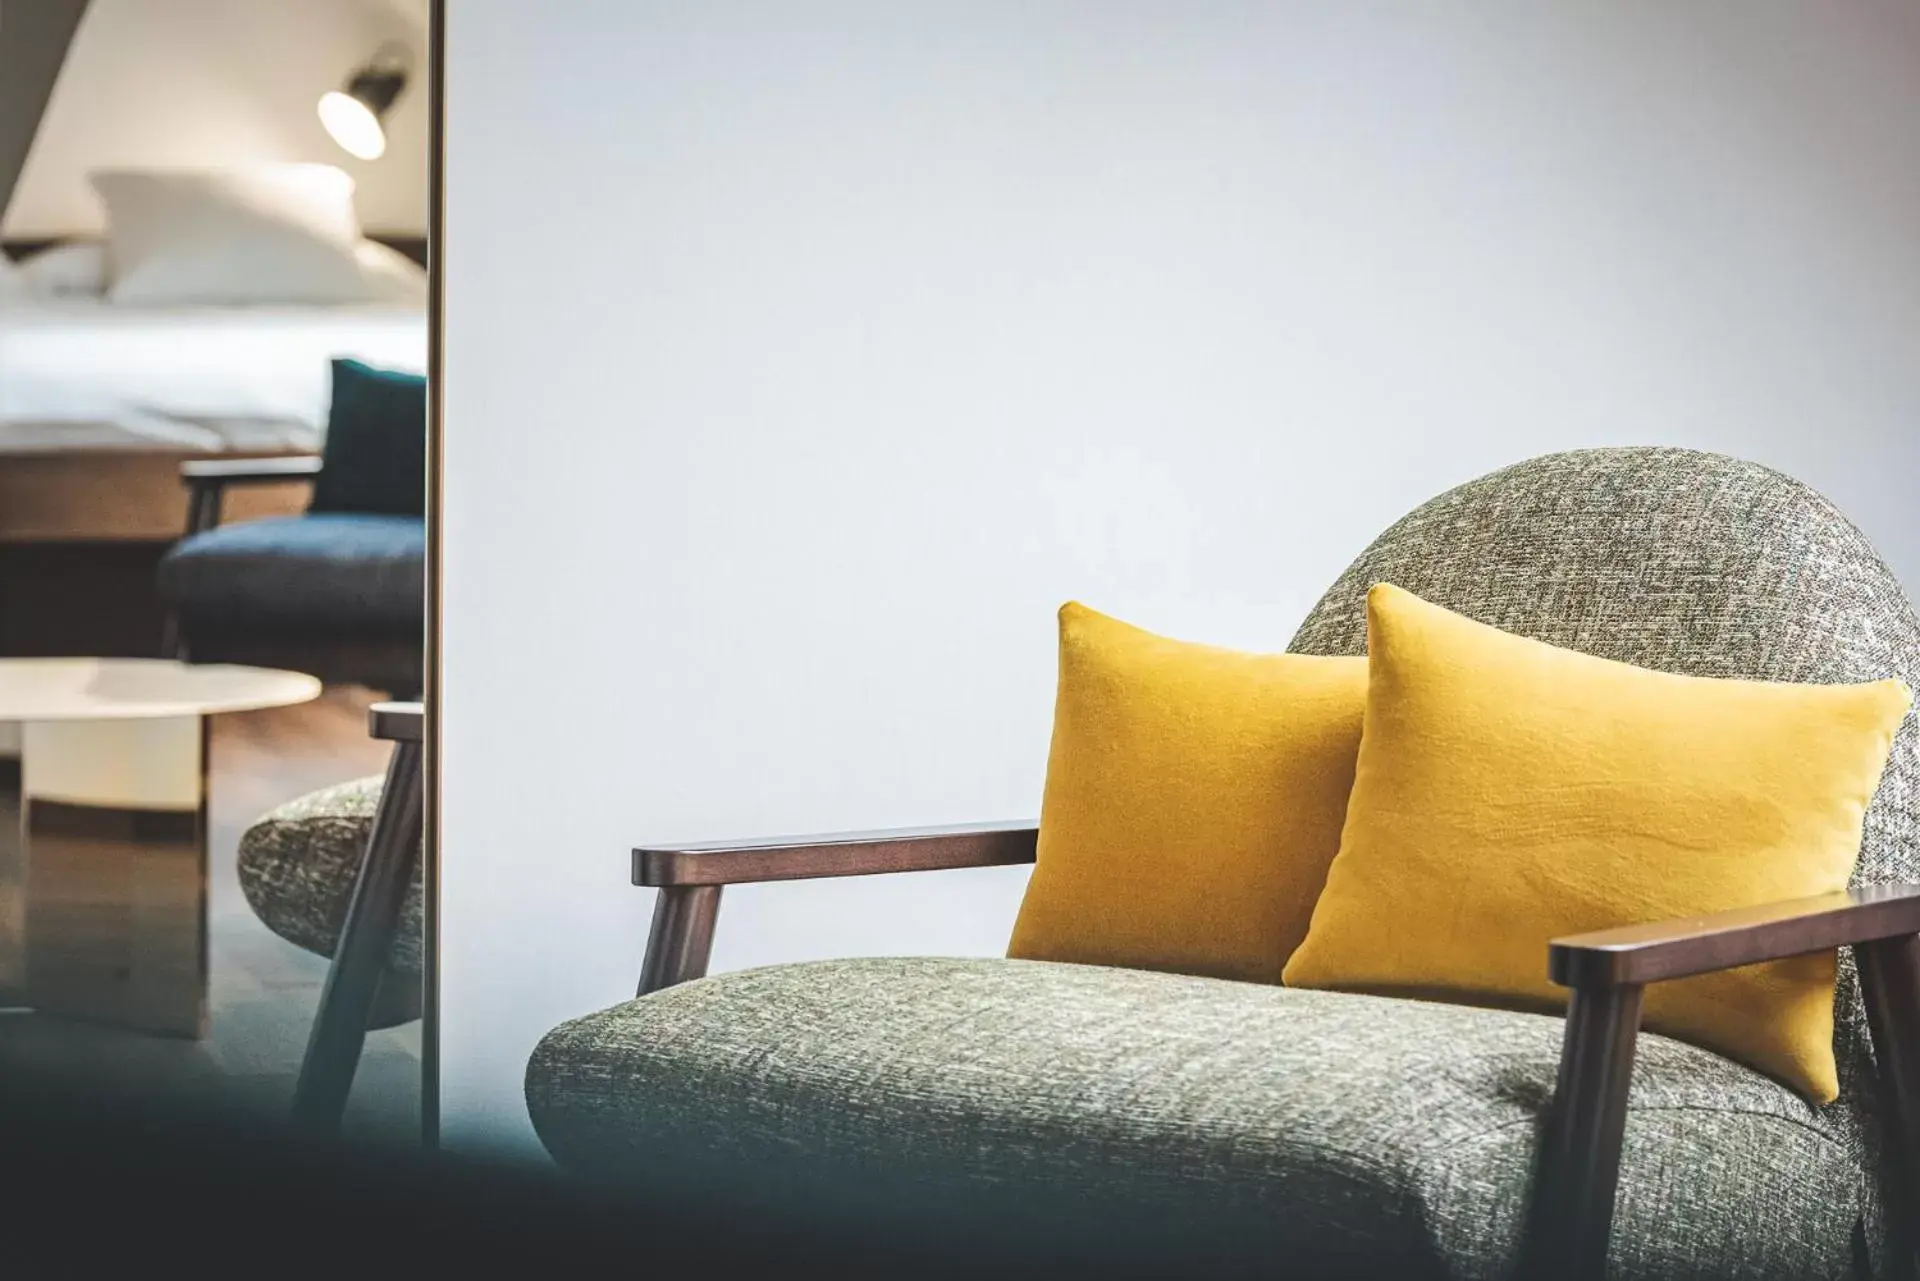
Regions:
[[1522, 982, 1644, 1281], [162, 484, 224, 661], [636, 885, 721, 996], [159, 611, 186, 662], [1857, 934, 1920, 1281], [291, 737, 425, 1130]]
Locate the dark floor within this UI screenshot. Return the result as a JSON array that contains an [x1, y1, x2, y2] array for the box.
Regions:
[[0, 685, 422, 1143]]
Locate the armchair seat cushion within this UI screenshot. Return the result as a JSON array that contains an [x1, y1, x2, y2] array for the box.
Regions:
[[236, 776, 424, 986], [157, 513, 424, 630], [527, 957, 1863, 1279]]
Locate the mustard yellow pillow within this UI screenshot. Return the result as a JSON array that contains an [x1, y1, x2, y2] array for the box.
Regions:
[[1283, 583, 1911, 1101], [1007, 603, 1368, 984]]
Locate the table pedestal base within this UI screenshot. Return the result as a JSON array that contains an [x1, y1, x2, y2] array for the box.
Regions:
[[0, 716, 207, 1038]]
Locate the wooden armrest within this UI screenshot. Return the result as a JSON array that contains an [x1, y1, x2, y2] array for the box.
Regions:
[[178, 455, 322, 535], [179, 455, 323, 486], [1550, 883, 1920, 989], [1533, 883, 1920, 1277], [633, 822, 1038, 887], [368, 702, 423, 744]]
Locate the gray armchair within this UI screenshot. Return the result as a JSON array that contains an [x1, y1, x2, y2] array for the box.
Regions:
[[237, 701, 426, 1130], [525, 448, 1920, 1279]]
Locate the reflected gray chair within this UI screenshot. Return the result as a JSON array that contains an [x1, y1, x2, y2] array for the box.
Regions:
[[239, 702, 425, 1128], [525, 448, 1920, 1279]]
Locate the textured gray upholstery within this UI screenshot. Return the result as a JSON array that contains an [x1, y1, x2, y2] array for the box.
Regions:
[[237, 775, 424, 983], [1289, 447, 1920, 1269], [526, 447, 1918, 1277], [531, 958, 1864, 1279]]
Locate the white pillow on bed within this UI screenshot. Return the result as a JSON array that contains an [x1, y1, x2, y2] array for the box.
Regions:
[[14, 240, 108, 295], [355, 240, 429, 302], [91, 164, 378, 305], [6, 236, 421, 303]]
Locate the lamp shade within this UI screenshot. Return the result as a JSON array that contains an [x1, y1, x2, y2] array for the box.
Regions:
[[319, 53, 408, 161]]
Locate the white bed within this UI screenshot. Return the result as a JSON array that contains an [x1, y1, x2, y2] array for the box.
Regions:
[[0, 295, 427, 450], [0, 166, 431, 542]]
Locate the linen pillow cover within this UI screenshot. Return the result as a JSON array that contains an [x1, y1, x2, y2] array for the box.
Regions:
[[1009, 603, 1367, 984], [1284, 584, 1911, 1102]]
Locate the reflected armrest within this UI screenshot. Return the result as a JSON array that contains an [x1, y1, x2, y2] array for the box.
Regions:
[[368, 702, 423, 744], [632, 822, 1038, 887], [1549, 883, 1920, 989], [179, 455, 323, 535], [180, 455, 324, 485]]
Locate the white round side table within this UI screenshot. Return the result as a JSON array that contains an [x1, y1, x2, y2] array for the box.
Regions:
[[0, 658, 319, 1037]]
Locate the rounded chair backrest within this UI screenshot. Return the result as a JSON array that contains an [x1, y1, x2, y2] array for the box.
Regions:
[[1288, 446, 1920, 1116]]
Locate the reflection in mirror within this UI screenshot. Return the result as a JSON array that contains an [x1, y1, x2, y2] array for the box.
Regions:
[[0, 0, 430, 1149]]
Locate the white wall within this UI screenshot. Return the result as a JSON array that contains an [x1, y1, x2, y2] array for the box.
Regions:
[[442, 0, 1920, 1156], [5, 0, 428, 237]]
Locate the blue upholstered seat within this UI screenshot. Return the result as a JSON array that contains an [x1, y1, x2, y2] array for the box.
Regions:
[[157, 514, 425, 630]]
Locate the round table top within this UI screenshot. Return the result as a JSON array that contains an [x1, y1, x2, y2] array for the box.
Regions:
[[0, 658, 320, 722]]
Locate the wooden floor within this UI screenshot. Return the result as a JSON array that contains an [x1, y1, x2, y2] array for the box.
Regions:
[[0, 686, 422, 1144]]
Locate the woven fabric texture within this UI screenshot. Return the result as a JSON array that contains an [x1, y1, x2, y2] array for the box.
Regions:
[[529, 957, 1864, 1279], [157, 512, 425, 630], [1289, 446, 1919, 1265], [236, 774, 423, 977], [528, 447, 1915, 1277]]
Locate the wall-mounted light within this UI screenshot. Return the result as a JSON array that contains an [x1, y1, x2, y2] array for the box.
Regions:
[[318, 43, 411, 161]]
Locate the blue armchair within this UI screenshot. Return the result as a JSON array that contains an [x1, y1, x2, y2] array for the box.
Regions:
[[156, 359, 425, 696]]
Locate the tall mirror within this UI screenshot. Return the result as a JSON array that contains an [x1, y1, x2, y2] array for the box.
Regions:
[[0, 0, 431, 1145]]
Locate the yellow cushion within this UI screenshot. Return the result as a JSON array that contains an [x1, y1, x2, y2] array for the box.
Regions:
[[1283, 583, 1911, 1102], [1007, 603, 1367, 984]]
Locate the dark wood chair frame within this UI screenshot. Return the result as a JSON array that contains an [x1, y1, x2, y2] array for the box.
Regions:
[[290, 701, 425, 1132], [627, 824, 1920, 1280]]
